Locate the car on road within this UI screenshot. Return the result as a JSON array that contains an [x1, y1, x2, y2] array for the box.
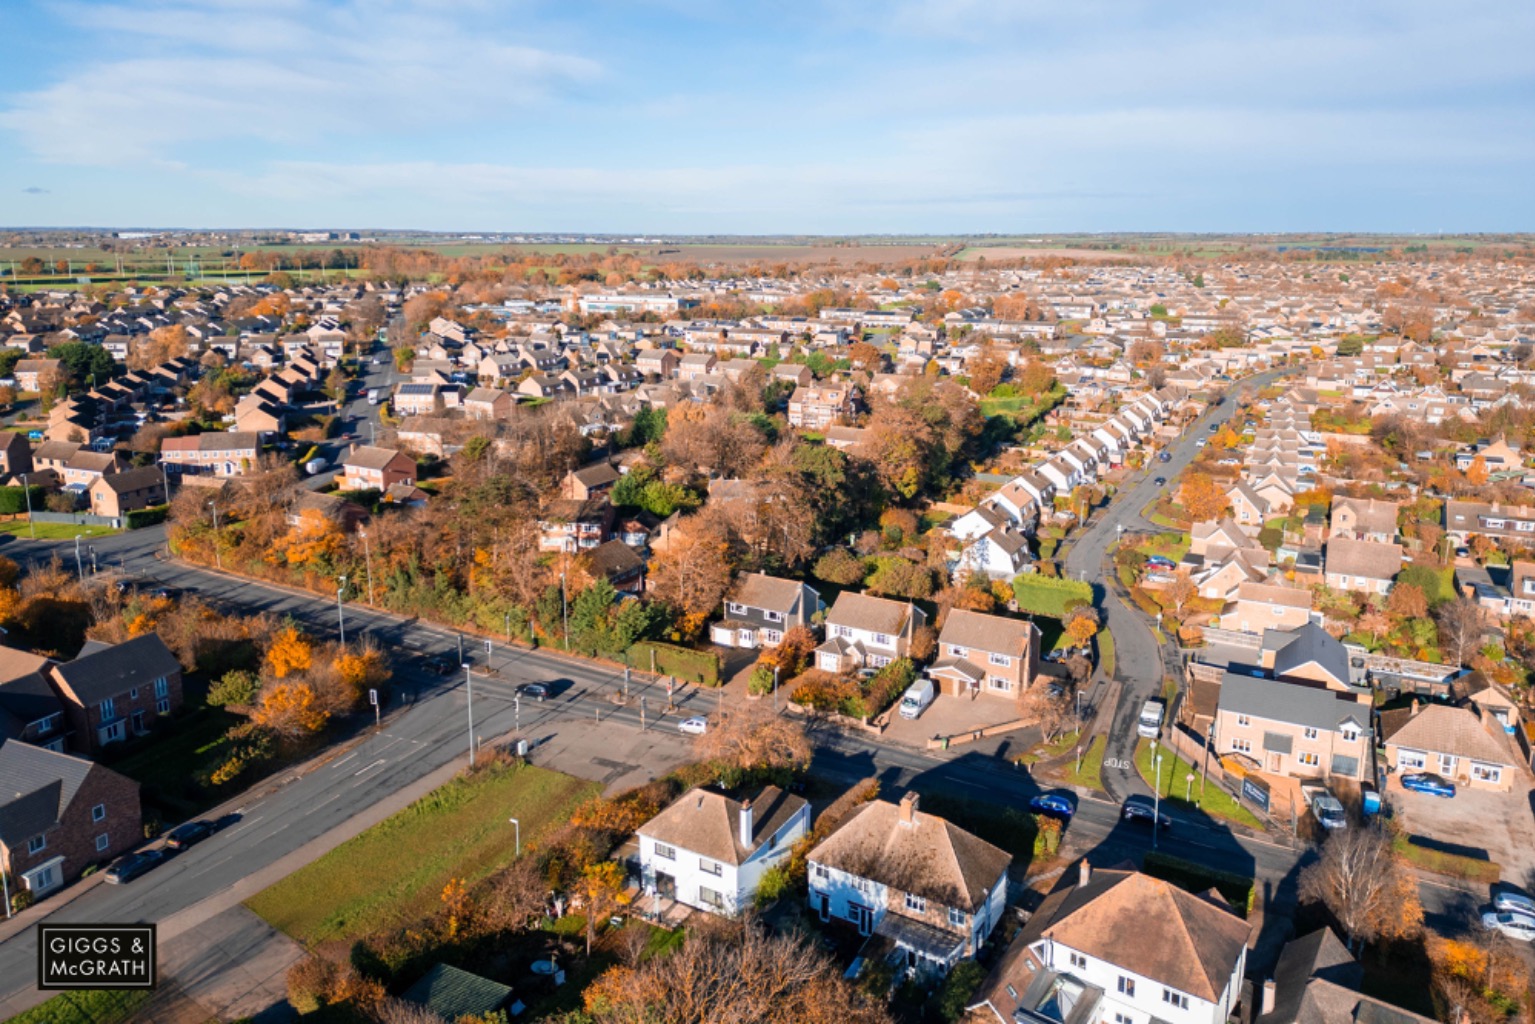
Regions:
[[1029, 793, 1075, 820], [1400, 772, 1457, 798], [104, 848, 167, 884], [426, 655, 457, 677], [1120, 795, 1172, 830], [1157, 451, 1171, 463], [678, 716, 708, 736], [1481, 911, 1535, 942], [151, 585, 178, 601], [1208, 423, 1219, 432], [1455, 547, 1471, 559], [164, 820, 214, 850], [1494, 891, 1535, 917], [516, 682, 551, 701], [1153, 476, 1166, 486], [1195, 439, 1208, 449]]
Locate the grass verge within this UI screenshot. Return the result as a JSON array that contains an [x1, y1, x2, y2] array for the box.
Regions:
[[0, 520, 121, 539], [1098, 628, 1116, 676], [1134, 738, 1263, 831], [1393, 834, 1501, 885], [1017, 728, 1082, 766], [1055, 735, 1106, 791], [8, 990, 151, 1024], [245, 761, 599, 945]]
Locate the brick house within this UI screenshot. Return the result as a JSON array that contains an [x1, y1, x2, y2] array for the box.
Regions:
[[88, 465, 166, 519], [807, 792, 1010, 975], [815, 592, 926, 673], [1323, 538, 1402, 595], [160, 431, 261, 478], [338, 446, 417, 493], [0, 648, 67, 750], [1329, 497, 1399, 544], [537, 497, 614, 553], [928, 609, 1041, 702], [48, 634, 184, 755], [561, 461, 621, 501], [787, 383, 853, 430], [0, 740, 141, 899]]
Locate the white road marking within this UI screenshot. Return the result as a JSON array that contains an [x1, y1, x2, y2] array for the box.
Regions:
[[353, 758, 386, 777], [332, 752, 358, 769]]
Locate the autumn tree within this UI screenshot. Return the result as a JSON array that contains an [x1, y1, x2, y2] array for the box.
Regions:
[[696, 701, 811, 778], [1386, 582, 1428, 621], [1064, 607, 1100, 646], [1179, 473, 1231, 522], [1435, 597, 1486, 667], [646, 513, 733, 638], [253, 682, 329, 737], [1025, 686, 1075, 743], [967, 346, 1008, 395], [1163, 574, 1197, 616], [266, 625, 314, 679], [1298, 823, 1423, 953], [577, 861, 629, 956], [1016, 358, 1056, 398]]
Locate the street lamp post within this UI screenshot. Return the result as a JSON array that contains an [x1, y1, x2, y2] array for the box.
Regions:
[[560, 565, 569, 650], [359, 529, 375, 605], [462, 662, 476, 768], [505, 610, 512, 643], [337, 576, 347, 646], [18, 473, 34, 540], [73, 534, 84, 578], [208, 501, 222, 570], [1153, 753, 1165, 850], [773, 665, 780, 710], [508, 817, 520, 857]]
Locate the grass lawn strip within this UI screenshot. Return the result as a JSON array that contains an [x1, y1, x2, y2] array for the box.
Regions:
[[1393, 834, 1501, 885], [1097, 628, 1116, 677], [244, 762, 599, 946], [7, 990, 151, 1024], [0, 520, 121, 539], [1017, 728, 1083, 766], [1133, 738, 1263, 831], [1055, 734, 1106, 791]]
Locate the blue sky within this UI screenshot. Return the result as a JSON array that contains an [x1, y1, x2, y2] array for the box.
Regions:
[[1, 0, 1532, 233]]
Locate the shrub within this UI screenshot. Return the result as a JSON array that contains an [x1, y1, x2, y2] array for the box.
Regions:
[[862, 658, 916, 718], [747, 665, 775, 697], [755, 861, 794, 907], [125, 505, 168, 529], [934, 959, 989, 1023]]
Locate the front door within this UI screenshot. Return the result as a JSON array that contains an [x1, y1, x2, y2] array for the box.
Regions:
[[1266, 752, 1282, 773], [850, 902, 874, 936], [654, 872, 676, 901]]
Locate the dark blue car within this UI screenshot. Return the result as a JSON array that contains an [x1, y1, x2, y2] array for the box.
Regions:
[[1400, 772, 1456, 798], [1029, 794, 1075, 820]]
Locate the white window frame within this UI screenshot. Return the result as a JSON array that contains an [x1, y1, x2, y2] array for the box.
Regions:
[[27, 834, 46, 855], [699, 858, 723, 877], [95, 833, 110, 852], [1303, 727, 1319, 741], [1118, 976, 1136, 998], [1398, 749, 1427, 770], [1471, 763, 1502, 784], [156, 698, 171, 715], [987, 652, 1010, 667], [1069, 951, 1087, 970], [1231, 738, 1252, 754], [154, 677, 169, 698], [92, 803, 106, 822], [905, 893, 926, 913], [1298, 751, 1320, 767], [654, 843, 675, 861], [949, 907, 966, 927], [1236, 714, 1250, 727], [1163, 989, 1190, 1011]]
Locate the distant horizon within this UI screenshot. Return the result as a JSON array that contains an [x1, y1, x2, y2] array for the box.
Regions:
[[3, 1, 1532, 232], [4, 228, 1532, 241]]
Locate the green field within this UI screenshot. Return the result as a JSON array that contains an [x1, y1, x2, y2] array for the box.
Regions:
[[0, 520, 121, 539], [245, 762, 598, 946], [6, 990, 151, 1024], [1135, 738, 1262, 831], [1011, 574, 1094, 617]]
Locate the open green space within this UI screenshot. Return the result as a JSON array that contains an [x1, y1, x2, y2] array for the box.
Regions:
[[6, 990, 151, 1024], [1054, 734, 1106, 791], [0, 520, 122, 540], [245, 761, 599, 946], [1134, 738, 1263, 831], [1097, 629, 1116, 676]]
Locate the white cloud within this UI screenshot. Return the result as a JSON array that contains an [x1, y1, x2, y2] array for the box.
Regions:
[[0, 0, 599, 164]]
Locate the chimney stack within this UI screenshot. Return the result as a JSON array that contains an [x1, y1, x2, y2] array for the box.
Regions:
[[899, 791, 919, 826], [1078, 860, 1091, 888], [739, 798, 753, 848], [1411, 698, 1423, 717], [1261, 980, 1277, 1016]]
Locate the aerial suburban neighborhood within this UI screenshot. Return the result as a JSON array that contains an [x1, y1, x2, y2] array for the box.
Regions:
[[0, 1, 1532, 1022]]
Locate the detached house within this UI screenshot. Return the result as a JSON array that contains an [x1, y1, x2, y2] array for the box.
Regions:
[[0, 741, 141, 900], [710, 573, 823, 650], [816, 592, 927, 673], [808, 793, 1010, 975], [1322, 538, 1401, 596], [787, 383, 854, 430], [636, 785, 810, 916], [970, 864, 1251, 1024], [338, 446, 417, 493], [48, 634, 184, 755], [928, 609, 1041, 702], [1329, 497, 1398, 544], [1379, 700, 1518, 792]]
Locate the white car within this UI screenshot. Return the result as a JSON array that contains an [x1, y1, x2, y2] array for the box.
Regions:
[[678, 716, 708, 736], [1481, 911, 1535, 942], [1494, 892, 1535, 917]]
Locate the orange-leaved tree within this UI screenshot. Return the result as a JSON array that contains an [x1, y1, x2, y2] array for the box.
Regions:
[[267, 626, 314, 679], [252, 682, 328, 737]]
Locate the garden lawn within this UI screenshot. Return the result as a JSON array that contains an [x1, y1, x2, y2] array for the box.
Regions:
[[0, 520, 121, 539], [1134, 738, 1263, 831], [1011, 575, 1094, 618], [1393, 835, 1501, 885], [107, 705, 239, 821], [1055, 735, 1106, 791], [245, 762, 599, 945]]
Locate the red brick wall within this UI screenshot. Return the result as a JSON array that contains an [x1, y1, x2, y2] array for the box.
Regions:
[[3, 764, 140, 884]]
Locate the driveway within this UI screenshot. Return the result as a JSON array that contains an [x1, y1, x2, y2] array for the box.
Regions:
[[1390, 774, 1535, 889], [880, 693, 1037, 753]]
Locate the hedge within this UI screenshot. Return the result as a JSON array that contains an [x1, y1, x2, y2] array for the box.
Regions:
[[1142, 851, 1255, 917], [1011, 574, 1094, 617], [126, 504, 169, 529], [631, 641, 721, 686], [0, 485, 49, 516]]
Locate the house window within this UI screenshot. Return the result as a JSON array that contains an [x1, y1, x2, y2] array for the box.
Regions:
[[1439, 754, 1458, 774], [1069, 952, 1087, 970], [764, 610, 783, 623], [156, 699, 170, 715], [99, 697, 116, 721], [949, 907, 966, 928], [154, 677, 168, 698], [28, 835, 46, 855], [1398, 749, 1427, 771], [874, 633, 892, 647], [988, 652, 1010, 666], [698, 887, 726, 910], [95, 834, 110, 853], [1236, 715, 1250, 728], [989, 677, 1011, 692], [654, 843, 675, 861], [1118, 977, 1136, 998], [1303, 727, 1319, 741], [92, 803, 106, 822], [949, 645, 969, 658], [1341, 726, 1360, 742], [1114, 1015, 1133, 1024], [835, 625, 852, 639], [1298, 752, 1320, 767], [1231, 738, 1252, 754], [129, 688, 139, 700], [727, 602, 746, 616], [700, 858, 723, 877], [1471, 764, 1502, 784], [812, 864, 829, 881], [1163, 989, 1190, 1011], [905, 893, 927, 913]]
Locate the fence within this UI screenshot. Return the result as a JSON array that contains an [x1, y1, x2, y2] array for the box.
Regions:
[[30, 511, 124, 529]]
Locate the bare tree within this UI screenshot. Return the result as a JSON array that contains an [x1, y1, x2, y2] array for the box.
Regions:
[[696, 700, 811, 775], [1435, 597, 1486, 668], [1298, 823, 1423, 953]]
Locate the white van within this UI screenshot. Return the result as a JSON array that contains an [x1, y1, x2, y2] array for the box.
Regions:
[[1137, 698, 1164, 738], [367, 387, 383, 405], [899, 678, 937, 720]]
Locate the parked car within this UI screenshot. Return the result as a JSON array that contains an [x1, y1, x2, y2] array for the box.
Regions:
[[1400, 772, 1457, 798], [515, 682, 550, 701], [1145, 555, 1176, 569], [1195, 439, 1208, 449], [1029, 794, 1075, 820], [1494, 892, 1535, 917], [1308, 793, 1348, 831], [426, 655, 457, 677], [1157, 451, 1171, 463], [1208, 423, 1219, 432], [1120, 795, 1172, 830], [1153, 476, 1167, 486], [678, 716, 708, 736], [104, 849, 167, 884], [1481, 911, 1535, 942], [164, 820, 214, 851]]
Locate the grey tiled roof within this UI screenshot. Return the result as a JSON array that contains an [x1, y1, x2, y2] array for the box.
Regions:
[[1218, 673, 1369, 733], [0, 740, 93, 846]]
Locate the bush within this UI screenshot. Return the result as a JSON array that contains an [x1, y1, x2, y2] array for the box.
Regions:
[[125, 505, 168, 529], [0, 485, 47, 517], [207, 669, 260, 708], [755, 861, 794, 907], [861, 658, 916, 718], [747, 665, 775, 697], [630, 641, 721, 686], [934, 959, 989, 1022], [11, 887, 34, 913]]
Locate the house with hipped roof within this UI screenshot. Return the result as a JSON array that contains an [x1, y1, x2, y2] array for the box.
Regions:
[[928, 609, 1041, 702], [815, 592, 926, 673]]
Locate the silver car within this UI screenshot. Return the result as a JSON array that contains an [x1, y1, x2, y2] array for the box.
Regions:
[[1494, 891, 1535, 917], [1481, 911, 1535, 942]]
